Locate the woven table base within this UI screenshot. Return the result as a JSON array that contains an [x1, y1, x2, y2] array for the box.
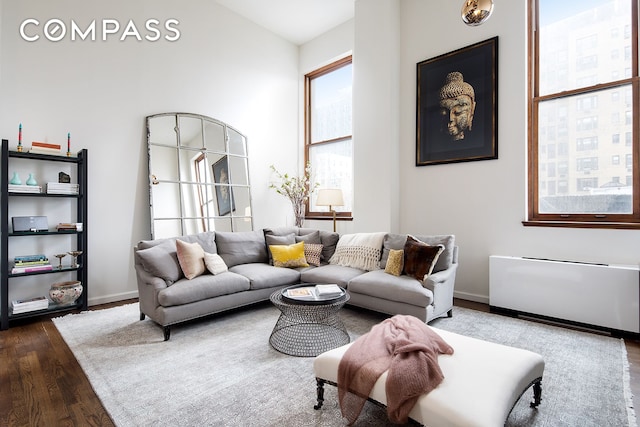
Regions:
[[269, 288, 350, 357]]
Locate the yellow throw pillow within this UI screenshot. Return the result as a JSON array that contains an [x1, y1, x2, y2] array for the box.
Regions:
[[385, 249, 404, 276], [269, 241, 309, 268], [175, 240, 205, 280]]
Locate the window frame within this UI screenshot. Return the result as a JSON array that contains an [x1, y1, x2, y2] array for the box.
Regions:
[[304, 55, 353, 221], [526, 0, 640, 229]]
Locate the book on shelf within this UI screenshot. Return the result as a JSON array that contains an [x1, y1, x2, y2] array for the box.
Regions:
[[14, 259, 50, 266], [315, 284, 343, 297], [8, 184, 42, 193], [32, 141, 61, 150], [57, 222, 83, 231], [11, 263, 53, 274], [47, 182, 79, 194], [28, 147, 63, 156], [14, 254, 48, 262], [11, 296, 49, 313]]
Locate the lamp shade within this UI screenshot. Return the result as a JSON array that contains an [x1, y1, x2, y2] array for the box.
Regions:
[[316, 189, 344, 207]]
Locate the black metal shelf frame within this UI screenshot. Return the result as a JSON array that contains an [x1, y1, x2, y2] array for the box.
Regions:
[[1, 139, 88, 330]]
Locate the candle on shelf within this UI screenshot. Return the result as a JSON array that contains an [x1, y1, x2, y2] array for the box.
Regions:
[[17, 123, 23, 152], [67, 132, 71, 157]]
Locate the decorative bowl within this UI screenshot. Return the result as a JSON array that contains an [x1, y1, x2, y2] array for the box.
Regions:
[[49, 280, 83, 305]]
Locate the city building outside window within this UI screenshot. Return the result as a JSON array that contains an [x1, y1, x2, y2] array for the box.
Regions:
[[527, 0, 639, 228]]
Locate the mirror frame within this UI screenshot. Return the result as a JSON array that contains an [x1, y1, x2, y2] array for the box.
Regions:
[[146, 112, 253, 238]]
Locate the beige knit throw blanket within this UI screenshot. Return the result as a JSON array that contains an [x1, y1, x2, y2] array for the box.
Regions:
[[337, 315, 454, 425], [329, 232, 386, 271]]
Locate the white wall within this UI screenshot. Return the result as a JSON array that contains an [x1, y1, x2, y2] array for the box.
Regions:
[[395, 0, 639, 302], [0, 0, 299, 304], [2, 0, 637, 306]]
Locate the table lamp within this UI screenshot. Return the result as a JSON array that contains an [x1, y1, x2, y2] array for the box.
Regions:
[[316, 189, 344, 232]]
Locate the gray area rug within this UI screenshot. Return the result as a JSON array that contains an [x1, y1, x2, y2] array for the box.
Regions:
[[53, 302, 636, 426]]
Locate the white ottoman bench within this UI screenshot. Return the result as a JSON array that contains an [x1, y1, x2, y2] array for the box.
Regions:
[[313, 326, 545, 427]]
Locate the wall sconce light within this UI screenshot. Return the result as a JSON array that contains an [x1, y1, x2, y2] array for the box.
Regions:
[[461, 0, 494, 26], [316, 189, 344, 232]]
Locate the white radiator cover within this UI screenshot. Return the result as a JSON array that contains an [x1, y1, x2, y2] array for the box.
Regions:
[[489, 255, 640, 333]]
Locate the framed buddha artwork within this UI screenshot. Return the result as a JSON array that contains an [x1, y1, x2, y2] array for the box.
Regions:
[[416, 37, 498, 166]]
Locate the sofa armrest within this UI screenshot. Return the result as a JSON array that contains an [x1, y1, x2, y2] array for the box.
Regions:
[[424, 266, 455, 287], [423, 263, 458, 319], [135, 257, 169, 317]]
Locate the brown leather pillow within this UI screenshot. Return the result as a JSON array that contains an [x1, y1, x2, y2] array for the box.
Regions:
[[403, 235, 444, 281]]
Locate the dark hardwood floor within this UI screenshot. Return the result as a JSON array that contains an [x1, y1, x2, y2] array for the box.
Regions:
[[1, 298, 638, 426]]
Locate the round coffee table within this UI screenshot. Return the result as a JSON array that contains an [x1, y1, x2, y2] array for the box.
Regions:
[[269, 285, 350, 357]]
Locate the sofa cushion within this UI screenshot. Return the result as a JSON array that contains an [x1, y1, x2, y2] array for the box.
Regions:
[[300, 264, 365, 288], [176, 240, 206, 280], [329, 232, 385, 271], [263, 226, 299, 237], [204, 252, 228, 275], [304, 243, 324, 267], [229, 263, 300, 290], [157, 271, 250, 307], [404, 236, 444, 281], [384, 249, 404, 276], [137, 231, 216, 252], [215, 230, 268, 267], [270, 241, 309, 268], [348, 270, 434, 308], [380, 234, 455, 273], [295, 230, 321, 244], [136, 240, 183, 284]]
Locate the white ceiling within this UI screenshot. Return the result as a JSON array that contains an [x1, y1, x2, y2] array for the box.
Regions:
[[216, 0, 355, 45]]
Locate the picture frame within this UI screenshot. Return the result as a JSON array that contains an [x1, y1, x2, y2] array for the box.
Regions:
[[212, 155, 235, 216], [416, 36, 498, 166]]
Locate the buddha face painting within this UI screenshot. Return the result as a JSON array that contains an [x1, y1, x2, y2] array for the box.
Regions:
[[439, 71, 476, 141]]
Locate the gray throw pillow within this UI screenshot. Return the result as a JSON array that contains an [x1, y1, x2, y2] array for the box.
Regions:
[[136, 240, 182, 284]]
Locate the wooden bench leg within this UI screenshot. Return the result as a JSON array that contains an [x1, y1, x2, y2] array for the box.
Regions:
[[530, 379, 542, 408], [314, 378, 325, 410]]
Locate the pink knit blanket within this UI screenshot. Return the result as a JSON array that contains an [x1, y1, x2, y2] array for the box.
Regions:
[[337, 315, 454, 425]]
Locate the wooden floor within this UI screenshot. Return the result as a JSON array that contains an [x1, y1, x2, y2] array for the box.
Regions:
[[1, 298, 638, 426]]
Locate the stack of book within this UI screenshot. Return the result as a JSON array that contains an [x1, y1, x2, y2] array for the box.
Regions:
[[29, 141, 62, 155], [11, 254, 53, 274], [315, 284, 343, 297], [11, 296, 49, 314], [57, 222, 83, 232], [8, 184, 42, 193], [47, 182, 79, 195]]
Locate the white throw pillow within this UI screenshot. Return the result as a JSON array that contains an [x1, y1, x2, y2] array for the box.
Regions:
[[204, 252, 228, 275]]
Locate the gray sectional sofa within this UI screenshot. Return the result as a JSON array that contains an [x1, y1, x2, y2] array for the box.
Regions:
[[134, 227, 458, 340]]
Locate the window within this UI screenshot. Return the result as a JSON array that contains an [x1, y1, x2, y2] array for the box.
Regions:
[[305, 56, 353, 220], [528, 0, 639, 227]]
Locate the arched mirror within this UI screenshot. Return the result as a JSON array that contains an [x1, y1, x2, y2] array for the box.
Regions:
[[146, 113, 253, 239]]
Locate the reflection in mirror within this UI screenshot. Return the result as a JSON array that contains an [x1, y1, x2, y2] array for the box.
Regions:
[[146, 113, 253, 239]]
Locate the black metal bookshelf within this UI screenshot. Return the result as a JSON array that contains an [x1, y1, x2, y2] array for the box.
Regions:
[[1, 139, 88, 329]]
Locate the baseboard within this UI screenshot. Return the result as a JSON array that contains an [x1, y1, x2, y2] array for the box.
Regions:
[[88, 291, 139, 307], [453, 290, 489, 304]]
